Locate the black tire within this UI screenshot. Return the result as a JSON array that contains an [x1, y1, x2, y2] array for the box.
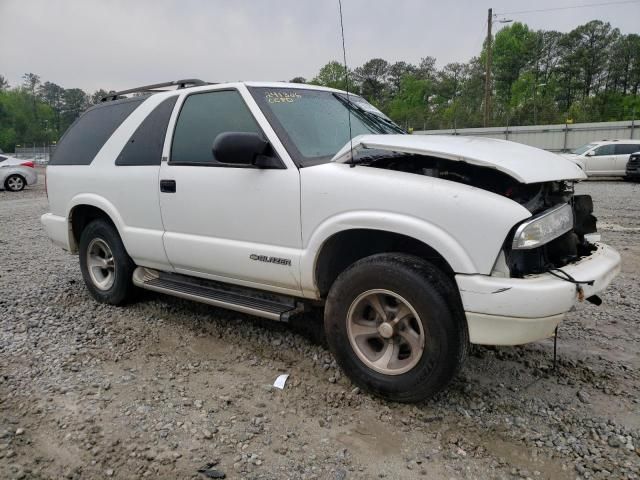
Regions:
[[4, 174, 26, 192], [324, 253, 468, 403], [79, 219, 137, 305]]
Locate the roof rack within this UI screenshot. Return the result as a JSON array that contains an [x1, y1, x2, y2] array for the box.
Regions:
[[100, 79, 211, 102]]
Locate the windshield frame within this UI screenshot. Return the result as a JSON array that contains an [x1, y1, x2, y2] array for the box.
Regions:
[[248, 86, 403, 167]]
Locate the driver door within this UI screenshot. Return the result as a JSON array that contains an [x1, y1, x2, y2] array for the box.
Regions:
[[158, 88, 302, 295]]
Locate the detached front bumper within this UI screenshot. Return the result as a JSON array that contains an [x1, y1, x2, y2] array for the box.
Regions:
[[456, 243, 621, 345]]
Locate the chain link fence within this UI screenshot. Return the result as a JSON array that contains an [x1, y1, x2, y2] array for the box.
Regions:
[[11, 145, 57, 165]]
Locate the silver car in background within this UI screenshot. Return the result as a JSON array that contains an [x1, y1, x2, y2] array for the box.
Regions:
[[0, 154, 38, 192]]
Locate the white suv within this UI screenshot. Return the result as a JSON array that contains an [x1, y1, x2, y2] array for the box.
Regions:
[[561, 139, 640, 177], [41, 79, 621, 402]]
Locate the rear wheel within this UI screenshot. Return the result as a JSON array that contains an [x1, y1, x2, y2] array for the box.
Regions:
[[79, 219, 137, 305], [4, 174, 25, 192], [324, 253, 468, 403]]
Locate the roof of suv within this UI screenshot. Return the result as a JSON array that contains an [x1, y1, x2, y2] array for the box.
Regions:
[[590, 139, 640, 144]]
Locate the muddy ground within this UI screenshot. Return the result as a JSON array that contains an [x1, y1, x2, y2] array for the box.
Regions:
[[0, 170, 638, 479]]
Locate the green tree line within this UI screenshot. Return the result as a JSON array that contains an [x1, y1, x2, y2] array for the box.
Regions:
[[1, 19, 639, 152], [297, 20, 640, 130], [0, 72, 115, 152]]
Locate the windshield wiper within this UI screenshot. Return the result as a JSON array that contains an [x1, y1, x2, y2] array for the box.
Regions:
[[333, 94, 405, 134]]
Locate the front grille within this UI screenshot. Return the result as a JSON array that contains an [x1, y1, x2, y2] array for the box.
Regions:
[[627, 155, 640, 171]]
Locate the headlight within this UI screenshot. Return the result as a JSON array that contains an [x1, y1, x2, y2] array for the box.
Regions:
[[512, 203, 573, 250]]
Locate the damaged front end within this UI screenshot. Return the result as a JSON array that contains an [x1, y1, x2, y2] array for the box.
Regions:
[[365, 152, 598, 278]]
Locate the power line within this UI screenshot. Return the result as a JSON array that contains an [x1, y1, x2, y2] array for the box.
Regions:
[[495, 0, 640, 16]]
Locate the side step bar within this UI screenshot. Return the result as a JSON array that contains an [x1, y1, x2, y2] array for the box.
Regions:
[[132, 267, 304, 322]]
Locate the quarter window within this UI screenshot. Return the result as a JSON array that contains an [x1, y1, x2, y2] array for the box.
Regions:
[[171, 90, 261, 165], [116, 96, 178, 166]]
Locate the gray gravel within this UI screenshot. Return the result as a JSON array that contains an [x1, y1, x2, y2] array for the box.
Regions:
[[0, 171, 639, 479]]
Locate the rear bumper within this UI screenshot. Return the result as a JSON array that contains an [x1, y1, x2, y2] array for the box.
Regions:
[[25, 169, 38, 185], [456, 243, 621, 345], [41, 213, 71, 250]]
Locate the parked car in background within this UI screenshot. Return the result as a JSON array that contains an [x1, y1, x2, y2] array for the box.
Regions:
[[561, 139, 640, 177], [0, 155, 38, 192], [626, 152, 640, 181]]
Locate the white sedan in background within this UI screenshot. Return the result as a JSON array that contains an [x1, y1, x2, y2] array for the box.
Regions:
[[560, 139, 640, 177], [0, 154, 38, 192]]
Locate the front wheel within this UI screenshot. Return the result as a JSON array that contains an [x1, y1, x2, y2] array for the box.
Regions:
[[4, 174, 26, 192], [324, 253, 468, 403]]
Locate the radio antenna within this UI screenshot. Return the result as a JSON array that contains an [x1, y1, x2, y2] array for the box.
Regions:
[[338, 0, 355, 167]]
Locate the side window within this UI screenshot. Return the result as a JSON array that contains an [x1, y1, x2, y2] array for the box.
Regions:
[[49, 97, 145, 165], [116, 96, 178, 166], [614, 144, 640, 155], [0, 155, 7, 163], [593, 144, 615, 156], [171, 90, 261, 165]]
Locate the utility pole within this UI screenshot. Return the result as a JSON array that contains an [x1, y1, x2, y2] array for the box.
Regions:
[[483, 8, 493, 127]]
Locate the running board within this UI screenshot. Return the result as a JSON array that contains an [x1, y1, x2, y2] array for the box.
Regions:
[[132, 267, 304, 322]]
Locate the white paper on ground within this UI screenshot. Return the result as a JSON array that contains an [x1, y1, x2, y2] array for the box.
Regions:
[[273, 374, 289, 390]]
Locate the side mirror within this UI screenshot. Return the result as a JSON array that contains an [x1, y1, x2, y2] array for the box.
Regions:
[[211, 132, 279, 168], [585, 151, 595, 157]]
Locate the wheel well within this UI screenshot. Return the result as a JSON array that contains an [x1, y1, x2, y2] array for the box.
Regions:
[[5, 173, 25, 183], [69, 205, 116, 252], [315, 229, 455, 297]]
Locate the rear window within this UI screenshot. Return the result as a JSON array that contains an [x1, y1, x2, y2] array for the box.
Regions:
[[614, 144, 640, 155], [116, 96, 178, 166], [49, 97, 145, 165]]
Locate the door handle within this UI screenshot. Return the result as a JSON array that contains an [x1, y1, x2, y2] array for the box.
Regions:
[[160, 179, 176, 193]]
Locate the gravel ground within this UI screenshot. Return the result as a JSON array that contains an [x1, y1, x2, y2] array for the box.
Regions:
[[0, 169, 639, 479]]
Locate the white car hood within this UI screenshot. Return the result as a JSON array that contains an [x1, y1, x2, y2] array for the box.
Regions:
[[331, 135, 587, 184]]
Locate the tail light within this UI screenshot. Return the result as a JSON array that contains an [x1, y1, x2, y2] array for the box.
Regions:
[[20, 161, 35, 168]]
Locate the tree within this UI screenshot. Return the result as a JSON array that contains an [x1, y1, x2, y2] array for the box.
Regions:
[[0, 88, 55, 151], [311, 61, 351, 91], [0, 75, 9, 91], [61, 88, 88, 131], [21, 73, 41, 96], [387, 61, 416, 94], [353, 58, 389, 106], [289, 76, 307, 84], [387, 74, 429, 128], [492, 23, 537, 104], [607, 34, 640, 95], [416, 56, 437, 81], [38, 81, 65, 131], [560, 21, 618, 99]]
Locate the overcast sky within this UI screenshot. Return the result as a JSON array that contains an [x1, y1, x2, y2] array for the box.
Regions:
[[1, 0, 639, 93]]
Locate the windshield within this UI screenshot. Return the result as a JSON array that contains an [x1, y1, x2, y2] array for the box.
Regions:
[[572, 143, 597, 155], [249, 87, 404, 166]]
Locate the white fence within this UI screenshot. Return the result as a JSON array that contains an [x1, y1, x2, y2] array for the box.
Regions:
[[416, 120, 639, 152]]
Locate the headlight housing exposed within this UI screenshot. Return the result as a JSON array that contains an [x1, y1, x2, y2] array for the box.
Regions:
[[512, 203, 573, 250]]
